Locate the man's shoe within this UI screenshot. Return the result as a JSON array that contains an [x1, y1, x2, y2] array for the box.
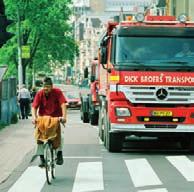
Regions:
[[39, 155, 45, 168], [56, 151, 63, 165]]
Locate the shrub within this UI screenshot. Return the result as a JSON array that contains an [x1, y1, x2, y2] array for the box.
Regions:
[[11, 113, 18, 124], [0, 122, 6, 131]]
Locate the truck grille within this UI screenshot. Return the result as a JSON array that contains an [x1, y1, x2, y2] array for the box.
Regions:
[[145, 124, 177, 129], [119, 85, 194, 104], [137, 116, 185, 123]]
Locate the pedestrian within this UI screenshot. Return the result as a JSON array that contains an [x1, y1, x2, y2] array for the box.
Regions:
[[16, 85, 21, 119], [17, 84, 31, 119], [31, 77, 67, 167]]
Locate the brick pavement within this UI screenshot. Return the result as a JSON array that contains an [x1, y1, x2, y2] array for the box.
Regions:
[[0, 118, 35, 184]]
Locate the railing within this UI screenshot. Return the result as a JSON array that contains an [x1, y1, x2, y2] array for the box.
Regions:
[[0, 77, 18, 125]]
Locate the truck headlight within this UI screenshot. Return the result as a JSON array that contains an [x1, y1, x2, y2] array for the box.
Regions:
[[115, 108, 131, 117]]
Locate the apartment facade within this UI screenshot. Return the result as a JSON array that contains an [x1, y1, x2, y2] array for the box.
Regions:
[[169, 0, 194, 20], [74, 0, 194, 84]]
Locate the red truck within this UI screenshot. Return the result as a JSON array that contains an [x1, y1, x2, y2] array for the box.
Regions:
[[98, 13, 194, 152], [80, 58, 99, 125]]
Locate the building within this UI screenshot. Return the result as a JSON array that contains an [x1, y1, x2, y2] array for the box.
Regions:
[[169, 0, 194, 20], [72, 0, 194, 85], [73, 0, 162, 84]]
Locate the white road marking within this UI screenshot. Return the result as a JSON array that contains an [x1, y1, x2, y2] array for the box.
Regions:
[[166, 156, 194, 181], [8, 166, 45, 192], [138, 188, 168, 192], [125, 159, 162, 187], [63, 156, 102, 159], [72, 161, 104, 192]]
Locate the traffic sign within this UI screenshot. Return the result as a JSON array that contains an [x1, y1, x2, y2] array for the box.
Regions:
[[21, 45, 30, 59]]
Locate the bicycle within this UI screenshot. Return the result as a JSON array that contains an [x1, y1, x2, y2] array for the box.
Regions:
[[43, 120, 65, 185], [33, 117, 65, 185]]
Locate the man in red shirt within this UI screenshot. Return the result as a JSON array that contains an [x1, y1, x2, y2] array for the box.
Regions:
[[32, 77, 67, 167]]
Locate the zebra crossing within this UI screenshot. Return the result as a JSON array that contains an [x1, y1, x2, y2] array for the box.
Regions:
[[166, 156, 194, 181], [7, 155, 194, 192], [125, 158, 162, 187], [72, 162, 104, 192]]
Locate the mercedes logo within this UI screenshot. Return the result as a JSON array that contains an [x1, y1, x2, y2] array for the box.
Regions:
[[156, 88, 168, 100]]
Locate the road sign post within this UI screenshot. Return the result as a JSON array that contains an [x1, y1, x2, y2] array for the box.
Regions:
[[21, 45, 30, 59]]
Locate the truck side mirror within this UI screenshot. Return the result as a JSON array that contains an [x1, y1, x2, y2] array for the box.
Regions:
[[100, 47, 107, 65], [90, 75, 95, 82]]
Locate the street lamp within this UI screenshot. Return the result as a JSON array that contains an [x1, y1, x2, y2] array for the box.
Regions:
[[17, 5, 23, 89]]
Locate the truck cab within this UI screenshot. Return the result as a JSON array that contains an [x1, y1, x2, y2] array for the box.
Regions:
[[98, 14, 194, 152]]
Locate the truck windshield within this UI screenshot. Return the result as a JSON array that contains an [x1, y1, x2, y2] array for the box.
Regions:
[[115, 36, 194, 71]]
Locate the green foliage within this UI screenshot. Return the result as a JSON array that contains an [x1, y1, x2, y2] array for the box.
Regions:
[[0, 0, 78, 82], [0, 122, 7, 131]]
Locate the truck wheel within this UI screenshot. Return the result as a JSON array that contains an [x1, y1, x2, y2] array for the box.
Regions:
[[80, 109, 83, 120], [83, 112, 89, 123], [80, 104, 83, 120], [109, 133, 123, 152], [90, 112, 99, 125], [104, 114, 123, 152], [98, 108, 104, 141], [189, 136, 194, 152], [181, 135, 194, 152], [99, 126, 104, 142], [180, 137, 190, 149]]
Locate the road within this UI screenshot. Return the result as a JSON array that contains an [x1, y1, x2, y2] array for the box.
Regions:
[[2, 110, 194, 192]]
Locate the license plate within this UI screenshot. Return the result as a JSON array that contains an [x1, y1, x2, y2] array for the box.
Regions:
[[152, 111, 172, 117]]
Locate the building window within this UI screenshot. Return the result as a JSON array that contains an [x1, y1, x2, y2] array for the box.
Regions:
[[172, 0, 176, 16], [185, 0, 189, 16]]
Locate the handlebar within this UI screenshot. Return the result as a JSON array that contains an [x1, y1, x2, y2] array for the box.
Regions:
[[59, 119, 65, 128], [58, 117, 66, 127], [32, 116, 66, 127]]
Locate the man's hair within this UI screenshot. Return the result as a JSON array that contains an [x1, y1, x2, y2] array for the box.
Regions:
[[43, 77, 53, 86]]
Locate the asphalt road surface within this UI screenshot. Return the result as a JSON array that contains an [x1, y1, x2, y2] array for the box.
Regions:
[[3, 110, 194, 192]]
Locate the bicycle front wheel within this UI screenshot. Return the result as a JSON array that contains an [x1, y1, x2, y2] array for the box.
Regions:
[[44, 143, 52, 184], [51, 147, 56, 179]]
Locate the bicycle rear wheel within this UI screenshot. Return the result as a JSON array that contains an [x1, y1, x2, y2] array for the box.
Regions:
[[44, 143, 52, 184]]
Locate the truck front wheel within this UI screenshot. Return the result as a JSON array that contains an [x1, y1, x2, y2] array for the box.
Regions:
[[104, 114, 123, 152], [108, 132, 123, 152], [180, 135, 194, 152]]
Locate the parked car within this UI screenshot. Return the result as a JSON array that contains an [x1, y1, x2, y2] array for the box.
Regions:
[[63, 91, 81, 109]]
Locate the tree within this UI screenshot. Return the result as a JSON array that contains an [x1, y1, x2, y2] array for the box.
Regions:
[[0, 0, 78, 84], [0, 0, 14, 48]]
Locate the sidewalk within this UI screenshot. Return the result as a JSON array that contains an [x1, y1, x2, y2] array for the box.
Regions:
[[0, 118, 35, 184]]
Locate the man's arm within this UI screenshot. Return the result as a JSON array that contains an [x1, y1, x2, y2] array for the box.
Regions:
[[61, 103, 67, 123], [31, 107, 38, 124], [31, 90, 41, 124]]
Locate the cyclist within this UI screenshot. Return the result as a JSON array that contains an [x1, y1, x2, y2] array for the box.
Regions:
[[32, 77, 67, 167]]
